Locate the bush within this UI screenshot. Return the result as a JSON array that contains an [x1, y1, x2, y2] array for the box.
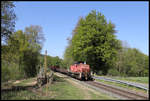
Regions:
[[2, 65, 11, 82], [97, 71, 103, 75], [107, 69, 120, 76], [2, 60, 25, 82]]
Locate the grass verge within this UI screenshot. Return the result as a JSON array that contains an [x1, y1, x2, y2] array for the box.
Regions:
[[95, 75, 149, 84], [1, 75, 117, 100], [109, 77, 148, 84], [95, 79, 148, 94]]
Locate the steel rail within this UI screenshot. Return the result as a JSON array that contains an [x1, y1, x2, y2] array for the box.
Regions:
[[86, 81, 148, 100]]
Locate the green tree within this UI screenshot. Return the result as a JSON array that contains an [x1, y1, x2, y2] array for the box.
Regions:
[[2, 30, 27, 81], [65, 10, 121, 74], [2, 25, 45, 79], [39, 54, 67, 69], [22, 25, 45, 77], [114, 41, 149, 77]]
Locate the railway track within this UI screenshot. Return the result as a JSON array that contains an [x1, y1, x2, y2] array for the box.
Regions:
[[54, 71, 149, 100], [85, 81, 148, 100]]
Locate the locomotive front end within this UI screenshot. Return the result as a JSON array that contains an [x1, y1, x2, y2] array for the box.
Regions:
[[70, 62, 93, 80], [80, 64, 92, 80]]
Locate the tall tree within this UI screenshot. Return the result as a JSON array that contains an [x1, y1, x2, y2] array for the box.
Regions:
[[65, 10, 121, 74], [1, 1, 16, 42], [23, 25, 45, 77], [3, 25, 45, 78]]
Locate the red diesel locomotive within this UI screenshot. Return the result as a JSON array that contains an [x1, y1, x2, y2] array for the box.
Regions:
[[50, 61, 93, 80], [70, 62, 92, 80]]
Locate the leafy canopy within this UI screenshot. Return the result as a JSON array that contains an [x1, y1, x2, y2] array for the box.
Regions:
[[65, 10, 121, 74]]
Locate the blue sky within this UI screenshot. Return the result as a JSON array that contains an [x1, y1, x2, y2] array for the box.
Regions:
[[14, 1, 149, 58]]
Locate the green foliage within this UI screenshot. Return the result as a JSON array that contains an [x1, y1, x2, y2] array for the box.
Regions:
[[115, 41, 149, 77], [39, 55, 67, 69], [107, 69, 121, 76], [1, 1, 16, 41], [63, 44, 74, 69], [64, 10, 121, 74], [2, 62, 11, 82], [64, 10, 148, 77], [1, 25, 45, 81]]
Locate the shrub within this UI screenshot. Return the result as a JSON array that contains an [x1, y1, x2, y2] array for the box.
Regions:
[[107, 69, 120, 76]]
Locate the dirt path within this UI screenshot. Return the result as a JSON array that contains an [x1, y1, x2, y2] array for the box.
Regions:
[[13, 78, 37, 86]]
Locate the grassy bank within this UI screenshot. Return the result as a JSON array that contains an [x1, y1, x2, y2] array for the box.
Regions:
[[109, 77, 149, 84], [95, 75, 149, 84], [95, 79, 148, 94], [1, 75, 117, 100]]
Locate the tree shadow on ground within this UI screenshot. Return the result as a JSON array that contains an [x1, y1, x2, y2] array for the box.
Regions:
[[1, 76, 64, 94], [1, 75, 66, 95], [1, 84, 38, 94]]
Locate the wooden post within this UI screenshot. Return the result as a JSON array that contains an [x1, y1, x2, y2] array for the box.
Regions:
[[44, 50, 48, 96], [44, 50, 47, 75]]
